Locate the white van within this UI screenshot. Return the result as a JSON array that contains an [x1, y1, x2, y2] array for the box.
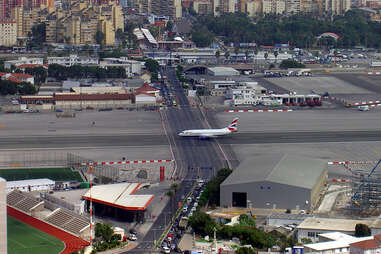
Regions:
[[358, 105, 370, 111]]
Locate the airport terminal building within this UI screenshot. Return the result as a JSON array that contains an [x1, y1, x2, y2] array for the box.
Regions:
[[220, 153, 327, 210]]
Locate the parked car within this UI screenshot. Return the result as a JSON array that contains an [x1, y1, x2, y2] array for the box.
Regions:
[[182, 206, 188, 213], [162, 246, 170, 253], [128, 234, 137, 241]]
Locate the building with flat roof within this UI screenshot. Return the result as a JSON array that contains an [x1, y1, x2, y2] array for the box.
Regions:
[[207, 67, 239, 76], [7, 179, 55, 193], [297, 217, 373, 243], [220, 153, 327, 210], [82, 183, 154, 222], [4, 57, 44, 69]]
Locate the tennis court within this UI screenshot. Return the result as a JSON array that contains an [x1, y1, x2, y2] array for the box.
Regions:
[[8, 216, 65, 254], [0, 168, 83, 182]]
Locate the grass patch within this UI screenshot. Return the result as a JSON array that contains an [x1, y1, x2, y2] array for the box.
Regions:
[[8, 216, 65, 254], [0, 168, 83, 182]]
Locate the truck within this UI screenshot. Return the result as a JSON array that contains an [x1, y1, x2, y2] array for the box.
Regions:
[[358, 105, 370, 111], [178, 216, 188, 229]]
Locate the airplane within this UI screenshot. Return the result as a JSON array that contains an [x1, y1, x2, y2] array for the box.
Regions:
[[178, 118, 239, 138]]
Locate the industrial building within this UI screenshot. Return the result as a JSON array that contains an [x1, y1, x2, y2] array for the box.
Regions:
[[220, 153, 328, 210], [207, 67, 239, 76], [7, 178, 55, 193]]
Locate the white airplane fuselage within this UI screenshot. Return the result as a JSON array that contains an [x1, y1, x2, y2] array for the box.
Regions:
[[178, 127, 232, 137]]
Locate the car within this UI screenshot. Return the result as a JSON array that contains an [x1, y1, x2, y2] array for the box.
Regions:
[[189, 211, 193, 217], [194, 202, 198, 207], [191, 206, 197, 212], [162, 246, 170, 253], [128, 234, 137, 241], [183, 206, 188, 212], [187, 197, 192, 203], [56, 109, 63, 112]]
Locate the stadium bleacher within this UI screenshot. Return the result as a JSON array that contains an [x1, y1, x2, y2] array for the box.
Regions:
[[7, 190, 43, 213], [45, 208, 89, 235]]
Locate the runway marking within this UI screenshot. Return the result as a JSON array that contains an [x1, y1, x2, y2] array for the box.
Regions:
[[78, 159, 174, 166], [0, 145, 169, 151], [224, 109, 293, 113], [328, 160, 378, 165]]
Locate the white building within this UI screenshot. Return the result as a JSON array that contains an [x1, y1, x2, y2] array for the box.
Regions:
[[0, 20, 17, 47], [4, 57, 44, 69], [207, 67, 239, 76], [225, 82, 266, 106], [296, 217, 373, 243], [100, 58, 142, 77], [7, 178, 55, 193], [304, 232, 374, 254], [47, 55, 99, 67]]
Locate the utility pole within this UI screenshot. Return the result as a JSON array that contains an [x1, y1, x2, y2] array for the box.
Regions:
[[89, 166, 94, 245]]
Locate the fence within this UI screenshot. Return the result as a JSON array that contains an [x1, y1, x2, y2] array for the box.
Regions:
[[0, 151, 68, 169], [67, 153, 120, 182]]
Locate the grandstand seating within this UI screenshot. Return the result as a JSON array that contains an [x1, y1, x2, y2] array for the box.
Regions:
[[7, 190, 42, 213], [45, 208, 89, 235]]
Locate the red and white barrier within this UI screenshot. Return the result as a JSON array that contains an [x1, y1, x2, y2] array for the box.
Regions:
[[366, 72, 381, 75], [328, 161, 378, 165], [224, 109, 293, 113], [349, 101, 381, 106], [78, 159, 174, 166], [329, 178, 348, 182]]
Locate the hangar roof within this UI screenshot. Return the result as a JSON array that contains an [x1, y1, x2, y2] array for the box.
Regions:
[[82, 183, 154, 211], [221, 153, 327, 189]]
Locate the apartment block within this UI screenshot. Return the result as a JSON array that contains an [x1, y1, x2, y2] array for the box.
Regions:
[[325, 0, 350, 15], [193, 0, 213, 14], [213, 0, 235, 16], [286, 0, 301, 14], [247, 0, 262, 17], [263, 0, 286, 14], [0, 19, 17, 46]]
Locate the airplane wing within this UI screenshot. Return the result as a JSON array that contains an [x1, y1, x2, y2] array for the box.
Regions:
[[199, 134, 218, 139]]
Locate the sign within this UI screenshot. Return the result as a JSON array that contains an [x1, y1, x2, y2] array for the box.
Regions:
[[160, 166, 165, 181]]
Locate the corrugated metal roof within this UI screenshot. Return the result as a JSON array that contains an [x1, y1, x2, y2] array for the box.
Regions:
[[221, 153, 327, 189]]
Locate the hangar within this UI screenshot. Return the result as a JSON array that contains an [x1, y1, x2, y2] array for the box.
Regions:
[[82, 182, 154, 222], [220, 153, 327, 210]]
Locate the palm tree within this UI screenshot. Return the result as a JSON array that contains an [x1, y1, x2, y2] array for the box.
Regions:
[[264, 52, 269, 63], [245, 50, 249, 63], [224, 51, 230, 63], [166, 190, 175, 217], [215, 50, 220, 64], [274, 50, 279, 64], [254, 47, 259, 67]]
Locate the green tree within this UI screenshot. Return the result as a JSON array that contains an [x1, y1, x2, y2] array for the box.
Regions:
[[224, 51, 230, 62], [145, 59, 160, 73], [95, 223, 114, 243], [237, 247, 256, 254], [188, 212, 216, 237], [355, 223, 371, 237], [25, 67, 47, 85], [301, 238, 313, 244], [191, 28, 214, 47], [279, 59, 305, 69], [264, 52, 268, 62], [199, 168, 232, 207], [166, 21, 174, 32], [215, 50, 220, 63], [239, 214, 256, 227], [94, 30, 105, 47], [274, 50, 279, 63], [149, 26, 160, 38]]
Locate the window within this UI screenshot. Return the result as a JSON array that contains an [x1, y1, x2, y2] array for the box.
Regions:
[[260, 186, 264, 190], [307, 232, 316, 237]]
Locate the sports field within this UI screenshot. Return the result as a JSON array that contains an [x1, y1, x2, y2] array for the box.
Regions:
[[0, 168, 83, 182], [8, 216, 65, 254]]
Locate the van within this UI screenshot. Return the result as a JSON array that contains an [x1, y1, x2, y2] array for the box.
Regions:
[[358, 105, 370, 111]]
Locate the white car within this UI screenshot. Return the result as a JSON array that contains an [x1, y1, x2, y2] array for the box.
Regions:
[[183, 206, 188, 212], [194, 202, 198, 207], [128, 234, 137, 241], [191, 206, 197, 212], [189, 211, 193, 217], [187, 197, 192, 203], [162, 246, 170, 253]]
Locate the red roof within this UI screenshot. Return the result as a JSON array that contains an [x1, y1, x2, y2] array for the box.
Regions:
[[7, 76, 22, 83], [16, 64, 47, 69], [374, 234, 381, 242], [136, 92, 156, 97], [351, 239, 380, 250], [135, 83, 158, 94], [262, 46, 275, 49], [54, 93, 135, 101], [12, 73, 34, 79]]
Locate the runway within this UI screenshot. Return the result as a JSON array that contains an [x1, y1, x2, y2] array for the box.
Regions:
[[3, 130, 381, 149]]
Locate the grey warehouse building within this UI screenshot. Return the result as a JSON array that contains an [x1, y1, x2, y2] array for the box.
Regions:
[[220, 153, 327, 210]]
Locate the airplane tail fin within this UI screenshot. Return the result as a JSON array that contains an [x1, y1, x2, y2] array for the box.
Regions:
[[227, 118, 239, 132]]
